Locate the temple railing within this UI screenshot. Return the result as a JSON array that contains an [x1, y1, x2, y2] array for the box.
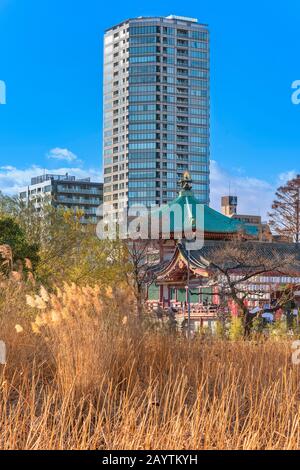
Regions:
[[147, 301, 220, 319]]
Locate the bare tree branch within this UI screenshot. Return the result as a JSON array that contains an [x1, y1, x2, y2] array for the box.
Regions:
[[269, 175, 300, 243], [208, 241, 298, 336]]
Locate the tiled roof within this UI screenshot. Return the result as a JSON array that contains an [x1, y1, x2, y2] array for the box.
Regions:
[[153, 240, 300, 281], [155, 189, 259, 237], [178, 240, 300, 273]]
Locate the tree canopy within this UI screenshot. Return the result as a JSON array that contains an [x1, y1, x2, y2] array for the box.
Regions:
[[0, 215, 39, 271]]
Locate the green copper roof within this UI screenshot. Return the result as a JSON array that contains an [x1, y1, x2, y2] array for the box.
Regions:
[[153, 188, 259, 237]]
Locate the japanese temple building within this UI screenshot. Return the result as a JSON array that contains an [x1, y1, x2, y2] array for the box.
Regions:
[[147, 173, 300, 313]]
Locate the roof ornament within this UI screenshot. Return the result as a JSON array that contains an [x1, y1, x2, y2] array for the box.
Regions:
[[180, 171, 193, 192]]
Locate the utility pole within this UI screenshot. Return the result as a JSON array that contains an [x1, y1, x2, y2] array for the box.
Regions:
[[187, 247, 191, 339], [296, 187, 300, 245]]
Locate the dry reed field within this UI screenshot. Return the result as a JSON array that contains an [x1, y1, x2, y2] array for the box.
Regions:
[[0, 282, 300, 450]]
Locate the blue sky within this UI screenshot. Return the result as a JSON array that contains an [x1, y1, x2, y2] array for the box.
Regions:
[[0, 0, 299, 216]]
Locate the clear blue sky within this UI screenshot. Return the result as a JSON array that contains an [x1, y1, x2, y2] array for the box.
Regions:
[[0, 0, 299, 215]]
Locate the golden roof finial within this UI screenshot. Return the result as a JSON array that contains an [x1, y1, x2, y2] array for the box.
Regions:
[[180, 172, 192, 191]]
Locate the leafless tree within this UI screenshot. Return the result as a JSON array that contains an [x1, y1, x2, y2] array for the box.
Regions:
[[122, 240, 158, 318], [269, 174, 300, 243], [208, 242, 298, 336]]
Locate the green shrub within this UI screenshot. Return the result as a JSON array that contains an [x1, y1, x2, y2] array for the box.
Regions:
[[229, 316, 244, 341]]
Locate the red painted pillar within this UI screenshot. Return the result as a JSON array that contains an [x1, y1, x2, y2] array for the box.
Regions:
[[213, 286, 219, 305], [159, 285, 164, 304]]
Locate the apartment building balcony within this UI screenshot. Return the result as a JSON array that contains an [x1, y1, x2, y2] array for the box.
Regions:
[[177, 49, 189, 57], [177, 69, 188, 76], [57, 187, 102, 196], [177, 116, 188, 123], [56, 196, 101, 205]]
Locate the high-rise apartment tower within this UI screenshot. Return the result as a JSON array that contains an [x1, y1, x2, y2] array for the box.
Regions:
[[103, 15, 210, 217]]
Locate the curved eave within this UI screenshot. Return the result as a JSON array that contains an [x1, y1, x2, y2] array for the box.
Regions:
[[155, 244, 210, 282]]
